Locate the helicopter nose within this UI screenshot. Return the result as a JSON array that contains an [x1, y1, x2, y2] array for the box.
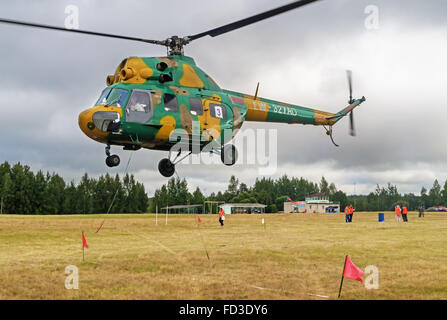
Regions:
[[78, 109, 93, 135], [78, 107, 109, 142]]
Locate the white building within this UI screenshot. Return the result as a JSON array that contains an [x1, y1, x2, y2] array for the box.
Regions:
[[284, 193, 340, 213], [219, 203, 267, 214]]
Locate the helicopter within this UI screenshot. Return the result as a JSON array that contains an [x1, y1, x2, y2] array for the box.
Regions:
[[0, 0, 365, 178]]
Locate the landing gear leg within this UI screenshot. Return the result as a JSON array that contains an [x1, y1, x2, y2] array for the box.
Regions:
[[105, 144, 120, 167]]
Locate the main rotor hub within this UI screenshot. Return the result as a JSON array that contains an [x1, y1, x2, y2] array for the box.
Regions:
[[164, 36, 190, 56]]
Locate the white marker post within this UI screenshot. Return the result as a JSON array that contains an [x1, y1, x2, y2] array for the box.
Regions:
[[166, 203, 168, 225], [262, 218, 266, 232]]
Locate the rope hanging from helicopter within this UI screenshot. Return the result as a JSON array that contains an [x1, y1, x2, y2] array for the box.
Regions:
[[96, 153, 133, 233]]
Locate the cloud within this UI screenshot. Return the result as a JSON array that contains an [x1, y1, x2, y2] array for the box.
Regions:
[[0, 0, 446, 197]]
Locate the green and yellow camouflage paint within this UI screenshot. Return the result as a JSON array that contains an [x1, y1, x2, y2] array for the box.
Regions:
[[78, 55, 366, 152]]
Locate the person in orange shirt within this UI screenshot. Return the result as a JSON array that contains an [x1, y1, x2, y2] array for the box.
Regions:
[[395, 205, 401, 222], [349, 205, 354, 223], [218, 208, 225, 227], [344, 205, 350, 223], [402, 205, 408, 222]]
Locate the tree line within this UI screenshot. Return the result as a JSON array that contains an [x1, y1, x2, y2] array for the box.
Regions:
[[350, 180, 447, 212], [2, 161, 447, 214], [149, 175, 447, 213], [0, 162, 148, 214], [149, 175, 342, 213]]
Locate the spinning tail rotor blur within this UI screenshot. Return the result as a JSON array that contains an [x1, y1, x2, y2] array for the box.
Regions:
[[347, 70, 356, 137]]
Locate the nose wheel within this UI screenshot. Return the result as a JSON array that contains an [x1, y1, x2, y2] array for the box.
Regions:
[[105, 144, 120, 168], [106, 154, 120, 167]]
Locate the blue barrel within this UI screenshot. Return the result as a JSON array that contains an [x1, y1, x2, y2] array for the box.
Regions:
[[378, 213, 385, 222]]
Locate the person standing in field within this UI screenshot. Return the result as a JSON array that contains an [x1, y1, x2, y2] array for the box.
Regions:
[[402, 205, 408, 222], [344, 205, 350, 223], [218, 207, 225, 227], [418, 205, 424, 218], [349, 205, 354, 223], [395, 205, 401, 222]]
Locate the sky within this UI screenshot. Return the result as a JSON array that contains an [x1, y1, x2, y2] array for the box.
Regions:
[[0, 0, 446, 197]]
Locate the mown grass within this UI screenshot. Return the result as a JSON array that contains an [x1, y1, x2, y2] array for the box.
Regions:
[[0, 212, 446, 300]]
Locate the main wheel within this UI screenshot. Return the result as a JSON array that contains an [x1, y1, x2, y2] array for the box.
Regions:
[[158, 158, 175, 177], [105, 155, 120, 167], [221, 144, 238, 166]]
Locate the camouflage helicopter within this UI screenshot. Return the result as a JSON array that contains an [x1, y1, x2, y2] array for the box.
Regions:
[[0, 0, 365, 177]]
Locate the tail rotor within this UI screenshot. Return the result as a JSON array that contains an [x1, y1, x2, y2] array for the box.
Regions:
[[347, 70, 356, 136]]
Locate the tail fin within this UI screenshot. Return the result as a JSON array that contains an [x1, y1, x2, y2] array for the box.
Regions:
[[326, 96, 366, 123]]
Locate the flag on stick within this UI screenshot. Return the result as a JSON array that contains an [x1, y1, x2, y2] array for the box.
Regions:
[[82, 231, 89, 248], [338, 255, 363, 298], [198, 216, 202, 224], [343, 256, 363, 283], [82, 231, 88, 262], [95, 220, 105, 233]]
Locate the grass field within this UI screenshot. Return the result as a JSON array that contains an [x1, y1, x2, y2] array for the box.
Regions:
[[0, 212, 446, 300]]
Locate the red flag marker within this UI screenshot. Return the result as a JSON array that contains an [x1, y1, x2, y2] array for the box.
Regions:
[[82, 232, 89, 248], [198, 216, 202, 224], [343, 256, 363, 283], [81, 231, 88, 262], [338, 255, 363, 298]]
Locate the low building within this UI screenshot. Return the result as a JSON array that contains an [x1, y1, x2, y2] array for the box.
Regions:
[[284, 193, 340, 213], [161, 204, 202, 214], [219, 203, 267, 214]]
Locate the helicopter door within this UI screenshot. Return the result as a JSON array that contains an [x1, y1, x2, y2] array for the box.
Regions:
[[202, 100, 233, 142], [125, 89, 153, 124]]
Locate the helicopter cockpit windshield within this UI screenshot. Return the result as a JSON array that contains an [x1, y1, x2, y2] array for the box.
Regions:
[[92, 88, 128, 132], [96, 88, 129, 107]]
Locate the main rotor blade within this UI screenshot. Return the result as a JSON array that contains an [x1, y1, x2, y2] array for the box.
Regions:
[[0, 18, 165, 46], [349, 111, 356, 136], [346, 69, 353, 103], [188, 0, 321, 41]]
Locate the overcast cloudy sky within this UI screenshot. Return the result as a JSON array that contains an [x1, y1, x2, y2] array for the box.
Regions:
[[0, 0, 446, 197]]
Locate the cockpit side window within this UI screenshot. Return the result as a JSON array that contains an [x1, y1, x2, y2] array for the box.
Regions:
[[209, 103, 227, 119], [189, 98, 203, 116], [163, 93, 178, 112], [125, 89, 153, 124], [127, 90, 151, 113]]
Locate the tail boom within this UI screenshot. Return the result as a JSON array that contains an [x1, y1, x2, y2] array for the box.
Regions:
[[224, 89, 366, 127]]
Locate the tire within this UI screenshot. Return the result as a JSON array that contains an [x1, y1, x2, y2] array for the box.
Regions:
[[105, 155, 120, 167], [158, 158, 175, 177], [221, 144, 238, 166]]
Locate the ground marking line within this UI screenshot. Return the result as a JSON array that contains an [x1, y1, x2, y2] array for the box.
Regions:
[[247, 284, 329, 298]]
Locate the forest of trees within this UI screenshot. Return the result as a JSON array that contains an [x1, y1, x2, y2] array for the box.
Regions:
[[149, 175, 447, 213], [2, 161, 447, 214], [0, 162, 148, 214]]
